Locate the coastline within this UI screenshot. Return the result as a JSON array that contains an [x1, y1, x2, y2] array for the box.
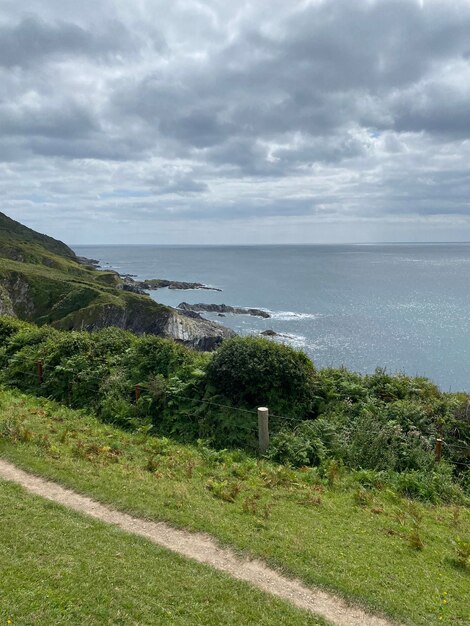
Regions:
[[72, 243, 470, 392]]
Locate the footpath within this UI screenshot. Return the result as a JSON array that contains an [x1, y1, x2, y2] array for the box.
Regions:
[[0, 458, 400, 626]]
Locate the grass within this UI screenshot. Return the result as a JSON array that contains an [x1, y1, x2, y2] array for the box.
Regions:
[[0, 480, 325, 626], [0, 211, 172, 330], [0, 387, 469, 625], [0, 255, 170, 327]]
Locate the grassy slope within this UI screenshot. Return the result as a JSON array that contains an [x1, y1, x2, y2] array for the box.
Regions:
[[0, 211, 76, 261], [0, 388, 468, 625], [0, 212, 170, 327], [0, 481, 325, 626]]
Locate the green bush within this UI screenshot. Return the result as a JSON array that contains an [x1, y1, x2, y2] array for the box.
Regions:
[[127, 335, 198, 381], [0, 316, 468, 500], [345, 405, 435, 472], [389, 464, 462, 503], [206, 337, 317, 420], [0, 316, 31, 344], [268, 418, 341, 467], [365, 368, 441, 402]]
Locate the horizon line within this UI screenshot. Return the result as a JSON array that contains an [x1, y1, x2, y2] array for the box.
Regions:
[[70, 241, 470, 247]]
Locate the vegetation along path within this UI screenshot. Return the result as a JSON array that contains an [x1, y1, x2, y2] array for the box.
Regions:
[[0, 458, 399, 626]]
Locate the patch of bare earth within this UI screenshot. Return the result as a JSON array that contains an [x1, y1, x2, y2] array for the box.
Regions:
[[0, 458, 400, 626]]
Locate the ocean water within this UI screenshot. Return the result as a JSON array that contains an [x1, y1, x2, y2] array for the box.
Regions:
[[73, 244, 470, 392]]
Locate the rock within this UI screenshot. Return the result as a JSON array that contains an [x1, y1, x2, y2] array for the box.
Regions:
[[76, 256, 100, 268], [136, 279, 222, 291], [178, 302, 271, 318], [178, 309, 204, 320], [121, 283, 147, 295], [164, 311, 235, 350], [260, 329, 291, 339], [0, 284, 15, 316], [50, 298, 234, 350]]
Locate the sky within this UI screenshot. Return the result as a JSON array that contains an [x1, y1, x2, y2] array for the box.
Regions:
[[1, 0, 470, 244]]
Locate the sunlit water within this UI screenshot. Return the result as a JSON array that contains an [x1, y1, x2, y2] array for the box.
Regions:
[[74, 244, 470, 392]]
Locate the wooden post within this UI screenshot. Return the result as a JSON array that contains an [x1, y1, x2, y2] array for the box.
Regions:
[[135, 384, 141, 403], [36, 360, 43, 385], [435, 437, 442, 463], [258, 407, 269, 455]]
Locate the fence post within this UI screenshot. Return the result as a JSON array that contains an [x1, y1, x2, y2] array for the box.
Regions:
[[258, 407, 269, 455], [435, 437, 442, 463], [135, 384, 141, 403], [36, 360, 43, 385]]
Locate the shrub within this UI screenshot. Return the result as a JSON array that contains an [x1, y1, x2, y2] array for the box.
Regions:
[[345, 406, 435, 472], [316, 367, 369, 407], [206, 337, 317, 420], [127, 335, 198, 381], [0, 324, 60, 391], [365, 368, 441, 402], [389, 464, 464, 503], [91, 327, 136, 359], [0, 316, 32, 345], [268, 418, 341, 467]]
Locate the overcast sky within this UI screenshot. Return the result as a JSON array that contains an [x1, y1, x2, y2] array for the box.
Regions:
[[1, 0, 470, 244]]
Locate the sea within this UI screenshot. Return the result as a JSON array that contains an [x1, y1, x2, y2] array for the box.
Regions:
[[73, 244, 470, 392]]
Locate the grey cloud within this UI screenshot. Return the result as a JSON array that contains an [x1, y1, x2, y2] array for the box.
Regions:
[[1, 0, 470, 241], [0, 16, 140, 68], [391, 79, 470, 137], [114, 0, 470, 169], [0, 101, 97, 139], [116, 194, 324, 222], [148, 173, 209, 195]]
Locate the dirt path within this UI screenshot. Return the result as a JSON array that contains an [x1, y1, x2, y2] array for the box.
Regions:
[[0, 458, 400, 626]]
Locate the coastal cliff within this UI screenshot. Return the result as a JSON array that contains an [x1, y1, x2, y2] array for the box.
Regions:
[[0, 212, 233, 349]]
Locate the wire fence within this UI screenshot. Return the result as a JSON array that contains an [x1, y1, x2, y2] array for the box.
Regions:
[[3, 360, 470, 468]]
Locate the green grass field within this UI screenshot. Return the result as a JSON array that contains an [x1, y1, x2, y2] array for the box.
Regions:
[[0, 387, 469, 625], [0, 480, 325, 625]]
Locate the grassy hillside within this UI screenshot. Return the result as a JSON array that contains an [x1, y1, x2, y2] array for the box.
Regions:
[[0, 213, 231, 347], [0, 387, 468, 625], [0, 212, 165, 323], [0, 211, 76, 263], [0, 480, 324, 626]]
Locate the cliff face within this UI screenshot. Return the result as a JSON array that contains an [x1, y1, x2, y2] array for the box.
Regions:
[[51, 294, 232, 350], [0, 284, 14, 316], [0, 212, 234, 349]]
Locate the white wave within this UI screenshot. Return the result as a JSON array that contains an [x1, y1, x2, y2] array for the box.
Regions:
[[268, 310, 322, 321], [274, 333, 327, 352], [280, 333, 308, 348]]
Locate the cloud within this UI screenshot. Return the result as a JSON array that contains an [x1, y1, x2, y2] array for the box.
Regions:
[[0, 16, 140, 68], [1, 0, 470, 242]]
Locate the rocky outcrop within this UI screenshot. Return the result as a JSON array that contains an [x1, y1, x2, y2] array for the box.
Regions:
[[76, 256, 100, 269], [164, 311, 235, 350], [0, 284, 15, 316], [0, 274, 35, 319], [0, 268, 233, 351], [178, 302, 271, 318], [135, 278, 222, 292], [52, 298, 234, 350], [122, 283, 148, 295], [260, 329, 291, 338]]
